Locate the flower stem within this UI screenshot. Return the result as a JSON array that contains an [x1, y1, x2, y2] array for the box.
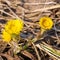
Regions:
[[40, 28, 46, 35]]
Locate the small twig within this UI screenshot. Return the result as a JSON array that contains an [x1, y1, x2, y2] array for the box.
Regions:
[[0, 56, 3, 60], [27, 5, 60, 13], [24, 2, 56, 5], [0, 53, 13, 60], [21, 50, 36, 60], [5, 5, 20, 19], [36, 42, 60, 60], [32, 42, 41, 60], [3, 0, 20, 19], [3, 0, 11, 5], [0, 10, 16, 18]]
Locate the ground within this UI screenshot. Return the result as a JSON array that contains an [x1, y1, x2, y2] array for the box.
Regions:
[[0, 0, 60, 60]]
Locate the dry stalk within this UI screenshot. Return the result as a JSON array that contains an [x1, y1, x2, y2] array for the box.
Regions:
[[27, 4, 60, 13]]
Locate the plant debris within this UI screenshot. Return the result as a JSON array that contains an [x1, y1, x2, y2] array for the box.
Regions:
[[0, 0, 60, 60]]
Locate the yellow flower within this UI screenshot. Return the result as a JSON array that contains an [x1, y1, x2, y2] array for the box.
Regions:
[[5, 19, 24, 34], [39, 16, 53, 30], [2, 30, 11, 42], [2, 19, 24, 42]]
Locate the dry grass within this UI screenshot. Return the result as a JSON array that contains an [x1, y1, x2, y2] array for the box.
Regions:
[[0, 0, 60, 60]]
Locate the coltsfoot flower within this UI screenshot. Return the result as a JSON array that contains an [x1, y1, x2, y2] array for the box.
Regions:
[[5, 19, 24, 34], [2, 19, 24, 42], [2, 30, 11, 42], [39, 16, 53, 35], [39, 16, 53, 30]]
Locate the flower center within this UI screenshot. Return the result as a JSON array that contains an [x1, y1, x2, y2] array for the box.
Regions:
[[43, 20, 50, 27], [9, 22, 15, 30]]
